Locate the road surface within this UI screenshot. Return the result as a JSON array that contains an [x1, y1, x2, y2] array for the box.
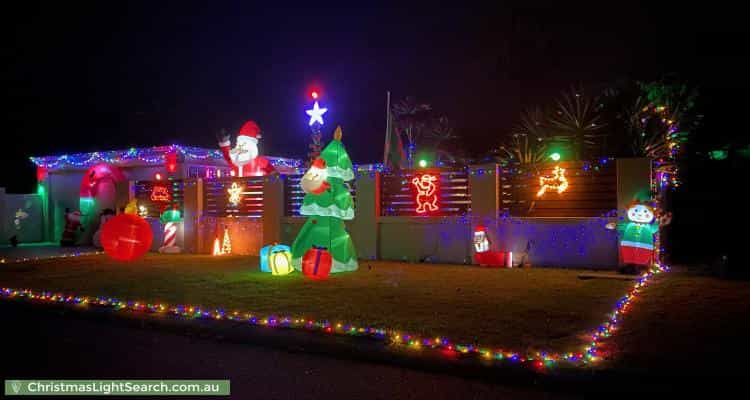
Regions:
[[0, 302, 567, 399]]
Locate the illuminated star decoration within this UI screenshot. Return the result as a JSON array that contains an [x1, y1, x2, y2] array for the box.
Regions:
[[537, 165, 569, 197], [227, 182, 243, 206], [306, 101, 328, 126]]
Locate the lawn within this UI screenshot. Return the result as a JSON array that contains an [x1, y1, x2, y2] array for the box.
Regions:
[[0, 254, 632, 353], [603, 268, 750, 376]]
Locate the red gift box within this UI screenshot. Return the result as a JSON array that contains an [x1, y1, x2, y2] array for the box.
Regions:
[[302, 246, 332, 280]]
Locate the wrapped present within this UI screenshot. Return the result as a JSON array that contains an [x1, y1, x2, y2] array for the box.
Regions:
[[260, 243, 291, 273], [302, 246, 332, 280], [269, 248, 293, 276]]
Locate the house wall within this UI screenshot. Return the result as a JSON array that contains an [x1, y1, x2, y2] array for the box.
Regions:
[[0, 189, 43, 243], [274, 160, 647, 269], [43, 165, 166, 245], [378, 216, 472, 263], [197, 216, 263, 255], [40, 162, 203, 245], [33, 158, 649, 268]]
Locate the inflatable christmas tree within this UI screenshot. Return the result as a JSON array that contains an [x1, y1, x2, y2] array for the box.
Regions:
[[291, 126, 358, 273]]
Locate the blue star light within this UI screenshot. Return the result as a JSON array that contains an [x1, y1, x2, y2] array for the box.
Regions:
[[306, 101, 328, 126]]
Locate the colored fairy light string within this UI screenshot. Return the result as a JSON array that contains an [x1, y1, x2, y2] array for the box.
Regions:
[[30, 145, 301, 171], [0, 262, 667, 370]]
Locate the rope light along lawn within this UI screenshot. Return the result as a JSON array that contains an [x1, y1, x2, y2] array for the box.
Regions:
[[0, 262, 669, 371]]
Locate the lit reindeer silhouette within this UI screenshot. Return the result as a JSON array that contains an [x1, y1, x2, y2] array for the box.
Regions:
[[536, 166, 569, 197], [412, 174, 439, 213]]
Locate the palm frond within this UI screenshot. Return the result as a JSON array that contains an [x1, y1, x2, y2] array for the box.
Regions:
[[548, 87, 606, 160]]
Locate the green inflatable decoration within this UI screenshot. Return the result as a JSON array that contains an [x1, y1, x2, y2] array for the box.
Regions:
[[291, 126, 358, 273]]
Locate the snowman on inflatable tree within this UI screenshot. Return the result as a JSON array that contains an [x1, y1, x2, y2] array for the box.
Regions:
[[291, 126, 358, 273], [217, 120, 276, 177]]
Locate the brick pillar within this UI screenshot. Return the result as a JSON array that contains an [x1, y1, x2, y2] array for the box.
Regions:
[[468, 163, 499, 219], [349, 172, 379, 261], [468, 164, 500, 260], [182, 178, 201, 253], [262, 175, 284, 245]]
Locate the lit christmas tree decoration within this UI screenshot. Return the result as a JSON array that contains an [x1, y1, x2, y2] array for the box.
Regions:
[[221, 226, 232, 255], [292, 126, 358, 273]]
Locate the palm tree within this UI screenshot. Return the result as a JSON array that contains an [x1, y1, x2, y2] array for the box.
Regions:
[[391, 97, 432, 167], [614, 81, 698, 159], [430, 115, 455, 149], [498, 107, 550, 165], [548, 87, 605, 160], [429, 116, 464, 166]]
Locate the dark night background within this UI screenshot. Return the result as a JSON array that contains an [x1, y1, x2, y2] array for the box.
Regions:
[[2, 2, 748, 266]]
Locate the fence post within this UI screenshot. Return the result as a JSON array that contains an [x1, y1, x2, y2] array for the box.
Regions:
[[262, 175, 284, 245], [469, 163, 500, 220], [349, 172, 379, 261], [468, 164, 500, 263], [182, 178, 201, 253]]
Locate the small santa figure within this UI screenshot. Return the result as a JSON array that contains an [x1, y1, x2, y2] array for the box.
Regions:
[[217, 120, 276, 177], [60, 208, 84, 246], [473, 225, 490, 253]]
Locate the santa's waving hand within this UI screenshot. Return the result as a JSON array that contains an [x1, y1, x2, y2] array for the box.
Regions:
[[217, 120, 276, 177]]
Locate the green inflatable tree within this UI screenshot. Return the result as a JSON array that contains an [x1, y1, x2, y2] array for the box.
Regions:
[[291, 126, 358, 273]]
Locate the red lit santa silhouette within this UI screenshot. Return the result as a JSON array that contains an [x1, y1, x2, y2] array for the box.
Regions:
[[411, 174, 438, 214]]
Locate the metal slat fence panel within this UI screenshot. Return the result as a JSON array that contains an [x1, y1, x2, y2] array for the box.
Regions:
[[133, 180, 184, 218], [203, 177, 265, 217], [499, 161, 617, 217], [380, 168, 471, 216]]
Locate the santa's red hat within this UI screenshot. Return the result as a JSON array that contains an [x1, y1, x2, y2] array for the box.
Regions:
[[311, 158, 326, 169], [474, 225, 486, 233], [238, 120, 261, 142]]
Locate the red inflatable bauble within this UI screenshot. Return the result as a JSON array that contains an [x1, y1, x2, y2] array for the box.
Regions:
[[101, 214, 153, 261]]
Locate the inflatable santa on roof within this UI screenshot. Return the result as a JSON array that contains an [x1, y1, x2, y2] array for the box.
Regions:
[[217, 120, 276, 177]]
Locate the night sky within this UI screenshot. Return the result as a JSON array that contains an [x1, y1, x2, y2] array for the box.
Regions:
[[2, 2, 748, 192]]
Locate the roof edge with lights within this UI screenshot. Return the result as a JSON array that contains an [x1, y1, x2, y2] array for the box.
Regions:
[[30, 145, 301, 171]]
